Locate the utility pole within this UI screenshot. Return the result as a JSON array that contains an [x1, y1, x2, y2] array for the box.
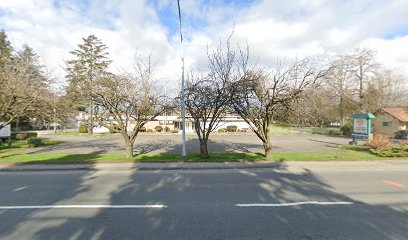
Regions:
[[177, 0, 187, 159]]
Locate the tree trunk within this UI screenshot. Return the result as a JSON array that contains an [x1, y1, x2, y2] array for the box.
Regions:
[[53, 107, 57, 133], [263, 141, 273, 158], [89, 99, 94, 134], [264, 122, 273, 158], [126, 143, 134, 158], [200, 143, 209, 159]]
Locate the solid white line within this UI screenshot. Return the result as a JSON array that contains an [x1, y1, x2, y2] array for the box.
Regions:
[[235, 201, 354, 207], [0, 204, 167, 210]]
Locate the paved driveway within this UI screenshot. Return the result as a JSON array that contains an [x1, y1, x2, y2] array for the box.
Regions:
[[34, 133, 349, 154]]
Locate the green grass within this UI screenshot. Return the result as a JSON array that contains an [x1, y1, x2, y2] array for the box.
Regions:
[[46, 131, 112, 137], [269, 124, 303, 134], [268, 124, 343, 136], [1, 149, 404, 164], [46, 131, 82, 136], [306, 127, 342, 136], [0, 139, 61, 153]]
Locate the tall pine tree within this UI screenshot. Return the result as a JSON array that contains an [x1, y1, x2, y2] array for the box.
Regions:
[[0, 29, 13, 70], [65, 35, 111, 133]]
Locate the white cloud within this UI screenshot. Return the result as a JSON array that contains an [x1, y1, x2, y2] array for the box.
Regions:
[[0, 0, 407, 90], [360, 36, 408, 71]]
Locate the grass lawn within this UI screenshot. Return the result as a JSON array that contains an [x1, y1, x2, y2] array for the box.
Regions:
[[269, 124, 342, 136], [0, 148, 401, 164], [0, 139, 61, 153], [45, 131, 110, 137]]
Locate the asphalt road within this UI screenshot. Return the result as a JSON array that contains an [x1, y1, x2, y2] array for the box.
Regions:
[[0, 164, 407, 239]]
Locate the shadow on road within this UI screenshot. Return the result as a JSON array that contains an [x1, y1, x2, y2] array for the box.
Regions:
[[0, 163, 406, 239]]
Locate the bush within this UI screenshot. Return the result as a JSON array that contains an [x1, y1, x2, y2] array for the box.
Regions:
[[146, 129, 154, 133], [155, 126, 163, 132], [370, 145, 408, 157], [218, 128, 227, 132], [340, 122, 353, 136], [13, 132, 38, 140], [165, 126, 170, 132], [171, 129, 179, 133], [26, 137, 42, 148], [108, 124, 121, 134], [78, 124, 88, 133], [140, 127, 146, 132], [227, 126, 237, 132], [366, 134, 390, 150], [400, 140, 408, 146]]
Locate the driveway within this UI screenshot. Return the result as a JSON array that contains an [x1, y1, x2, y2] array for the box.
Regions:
[[33, 133, 350, 154]]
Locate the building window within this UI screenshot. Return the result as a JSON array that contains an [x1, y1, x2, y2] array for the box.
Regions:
[[382, 122, 392, 127]]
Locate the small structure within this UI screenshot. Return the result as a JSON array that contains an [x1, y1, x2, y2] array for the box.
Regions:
[[373, 107, 408, 136], [351, 113, 375, 144], [0, 123, 11, 138]]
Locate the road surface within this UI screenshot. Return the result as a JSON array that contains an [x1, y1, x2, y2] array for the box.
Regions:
[[0, 163, 407, 239]]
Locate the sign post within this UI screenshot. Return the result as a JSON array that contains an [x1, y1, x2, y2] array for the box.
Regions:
[[350, 113, 376, 145]]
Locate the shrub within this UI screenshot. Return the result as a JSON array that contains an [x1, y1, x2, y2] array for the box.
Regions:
[[140, 127, 146, 132], [171, 129, 179, 133], [26, 137, 42, 148], [400, 140, 408, 146], [108, 124, 121, 134], [165, 126, 170, 132], [370, 145, 408, 158], [146, 129, 154, 133], [155, 126, 163, 132], [78, 124, 88, 133], [340, 122, 353, 136], [218, 128, 227, 132], [227, 125, 237, 132], [366, 134, 390, 150], [14, 132, 38, 140]]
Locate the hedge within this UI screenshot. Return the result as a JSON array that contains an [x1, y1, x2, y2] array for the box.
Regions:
[[11, 132, 38, 140]]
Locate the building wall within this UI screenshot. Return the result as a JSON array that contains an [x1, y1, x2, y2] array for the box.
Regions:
[[85, 116, 251, 133], [373, 112, 406, 136]]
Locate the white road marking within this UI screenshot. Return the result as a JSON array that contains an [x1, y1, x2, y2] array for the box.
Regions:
[[235, 201, 354, 207], [0, 204, 167, 210]]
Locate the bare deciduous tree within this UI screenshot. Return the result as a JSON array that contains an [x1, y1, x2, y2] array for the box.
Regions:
[[0, 45, 49, 130], [350, 48, 378, 113], [184, 39, 241, 159], [233, 59, 328, 157], [92, 55, 171, 157]]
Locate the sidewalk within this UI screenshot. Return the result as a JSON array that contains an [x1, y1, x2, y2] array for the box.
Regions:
[[1, 160, 407, 172]]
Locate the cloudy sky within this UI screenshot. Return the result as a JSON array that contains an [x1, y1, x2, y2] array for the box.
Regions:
[[1, 0, 408, 87]]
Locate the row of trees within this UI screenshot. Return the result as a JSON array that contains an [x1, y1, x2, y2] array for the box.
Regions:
[[1, 30, 406, 158], [0, 30, 74, 132]]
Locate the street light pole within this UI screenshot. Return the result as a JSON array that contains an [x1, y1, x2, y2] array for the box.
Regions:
[[177, 0, 187, 159]]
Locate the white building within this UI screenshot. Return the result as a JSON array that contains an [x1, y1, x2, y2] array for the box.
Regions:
[[80, 114, 251, 133]]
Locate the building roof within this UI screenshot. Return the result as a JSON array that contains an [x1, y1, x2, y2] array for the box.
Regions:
[[381, 107, 408, 122]]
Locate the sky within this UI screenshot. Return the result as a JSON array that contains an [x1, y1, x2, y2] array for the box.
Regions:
[[1, 0, 408, 89]]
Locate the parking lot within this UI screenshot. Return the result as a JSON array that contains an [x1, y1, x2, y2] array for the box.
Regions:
[[32, 132, 350, 155]]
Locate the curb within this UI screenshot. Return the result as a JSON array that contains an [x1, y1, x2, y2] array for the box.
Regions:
[[0, 162, 284, 172], [1, 160, 407, 172]]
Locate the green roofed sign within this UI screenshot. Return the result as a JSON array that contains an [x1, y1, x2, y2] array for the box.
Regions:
[[351, 113, 376, 141]]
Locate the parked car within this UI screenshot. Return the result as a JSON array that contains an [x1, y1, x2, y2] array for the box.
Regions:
[[394, 130, 408, 140]]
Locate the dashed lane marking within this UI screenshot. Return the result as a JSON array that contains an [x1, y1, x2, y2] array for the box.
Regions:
[[0, 204, 167, 210], [235, 201, 354, 207]]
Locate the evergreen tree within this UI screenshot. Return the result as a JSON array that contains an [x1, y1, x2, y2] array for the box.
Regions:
[[0, 29, 13, 69], [65, 35, 111, 133]]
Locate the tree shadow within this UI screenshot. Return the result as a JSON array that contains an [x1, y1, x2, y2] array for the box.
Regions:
[[2, 163, 403, 239], [31, 135, 123, 154], [0, 158, 97, 239]]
